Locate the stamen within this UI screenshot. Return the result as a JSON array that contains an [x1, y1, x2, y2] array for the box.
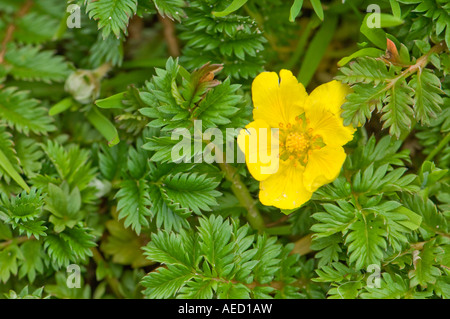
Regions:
[[285, 132, 310, 153]]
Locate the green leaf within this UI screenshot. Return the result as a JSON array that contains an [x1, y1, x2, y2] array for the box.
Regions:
[[341, 83, 386, 128], [252, 235, 282, 284], [143, 230, 194, 267], [49, 98, 74, 116], [392, 206, 422, 231], [337, 57, 395, 84], [379, 13, 404, 27], [141, 264, 194, 299], [0, 246, 23, 283], [311, 201, 356, 238], [337, 48, 384, 67], [213, 0, 249, 17], [360, 14, 387, 49], [409, 69, 443, 125], [45, 183, 82, 230], [15, 12, 59, 44], [298, 15, 337, 86], [86, 107, 120, 147], [98, 142, 128, 181], [95, 92, 127, 109], [43, 234, 73, 268], [10, 220, 47, 239], [289, 0, 304, 22], [0, 142, 29, 192], [408, 241, 442, 288], [101, 219, 152, 268], [389, 0, 401, 18], [310, 234, 343, 268], [41, 140, 96, 191], [345, 215, 387, 270], [161, 173, 221, 215], [217, 282, 250, 298], [361, 273, 409, 299], [314, 262, 357, 283], [179, 278, 215, 299], [1, 44, 71, 83], [1, 187, 43, 222], [152, 0, 185, 22], [18, 240, 44, 282], [381, 81, 414, 138], [0, 87, 55, 135], [86, 0, 138, 38], [310, 0, 323, 21], [115, 179, 152, 235]]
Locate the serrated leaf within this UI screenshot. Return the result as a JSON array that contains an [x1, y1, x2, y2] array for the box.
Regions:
[[86, 0, 138, 38]]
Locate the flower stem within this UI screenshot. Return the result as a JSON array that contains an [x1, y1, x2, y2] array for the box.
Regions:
[[0, 236, 32, 249], [158, 14, 180, 57], [218, 161, 265, 231], [425, 132, 450, 162], [291, 234, 313, 256], [264, 225, 292, 235], [93, 62, 112, 79], [0, 0, 33, 64]]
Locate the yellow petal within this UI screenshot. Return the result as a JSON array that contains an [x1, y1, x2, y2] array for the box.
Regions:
[[237, 119, 280, 181], [259, 164, 312, 210], [252, 70, 307, 127], [303, 146, 346, 192], [306, 106, 354, 147], [305, 80, 356, 137], [305, 80, 351, 115]]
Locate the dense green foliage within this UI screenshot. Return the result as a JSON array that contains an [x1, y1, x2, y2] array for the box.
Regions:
[[0, 0, 448, 299]]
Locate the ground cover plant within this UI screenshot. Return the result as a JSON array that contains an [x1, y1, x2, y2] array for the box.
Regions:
[[0, 0, 449, 299]]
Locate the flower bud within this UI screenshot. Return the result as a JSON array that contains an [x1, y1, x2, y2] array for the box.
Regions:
[[64, 64, 111, 104], [65, 70, 100, 104]]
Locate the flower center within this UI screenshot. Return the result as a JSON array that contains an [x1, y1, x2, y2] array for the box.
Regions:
[[278, 113, 325, 166], [285, 132, 310, 154]]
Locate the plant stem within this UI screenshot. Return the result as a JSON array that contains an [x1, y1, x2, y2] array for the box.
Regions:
[[264, 225, 292, 235], [218, 161, 265, 231], [425, 132, 450, 162], [384, 41, 447, 91], [291, 234, 313, 256], [0, 236, 32, 249], [158, 14, 180, 57], [0, 0, 33, 64]]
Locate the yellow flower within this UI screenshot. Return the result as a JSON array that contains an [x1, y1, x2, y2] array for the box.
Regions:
[[237, 70, 355, 210]]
